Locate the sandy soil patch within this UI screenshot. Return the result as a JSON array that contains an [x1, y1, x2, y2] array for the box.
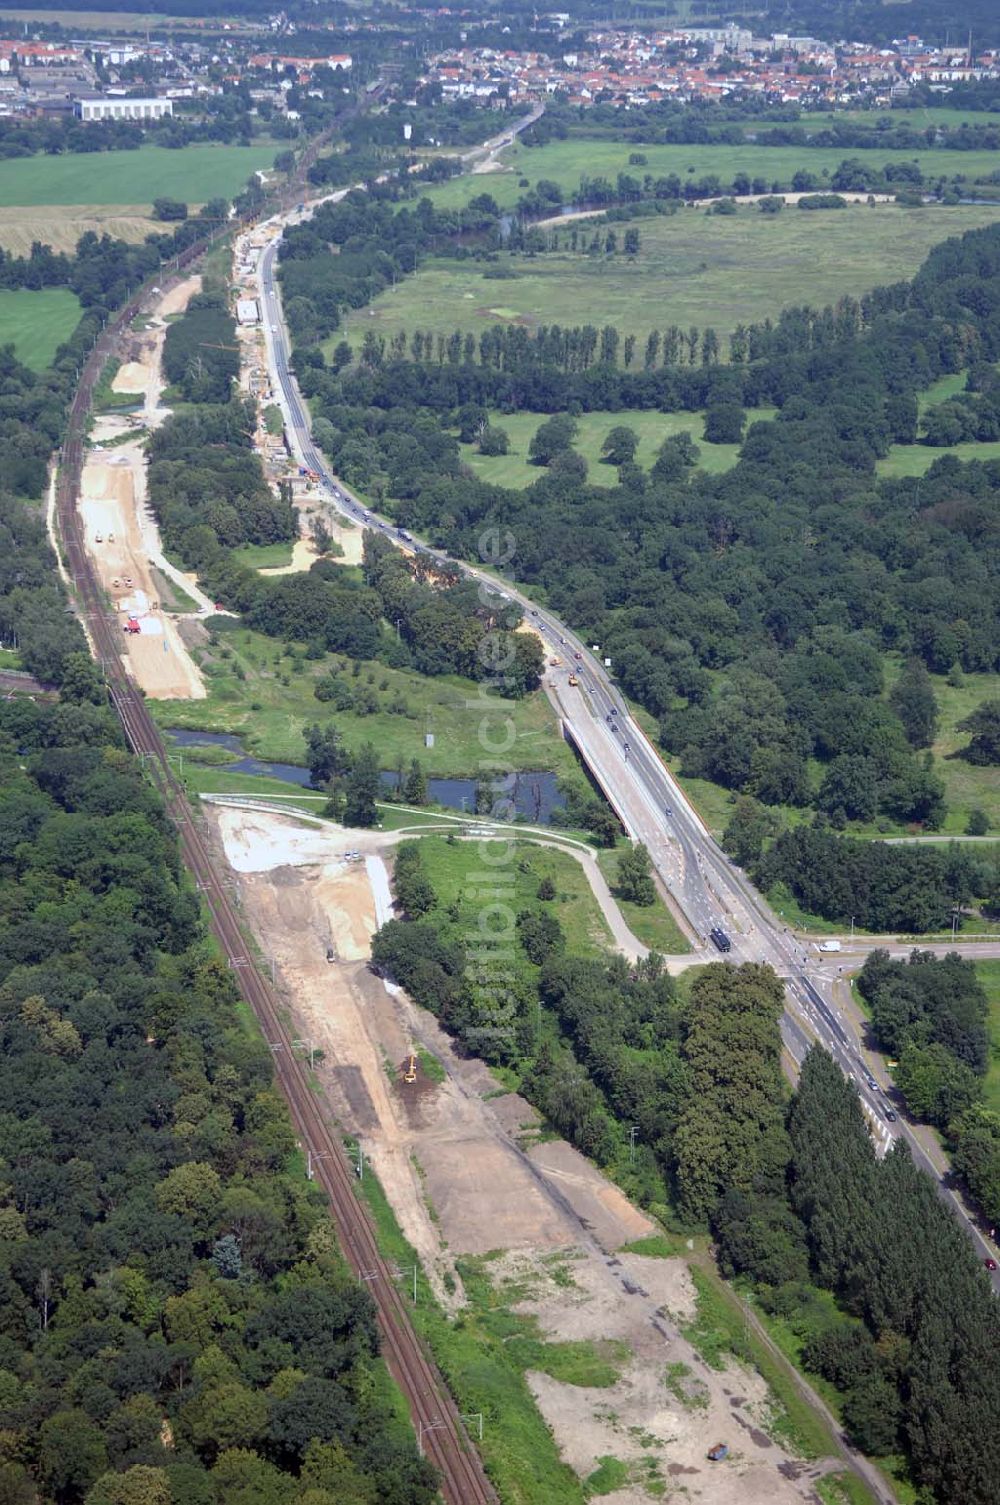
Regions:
[[259, 536, 318, 576], [330, 518, 364, 565], [158, 277, 202, 319], [112, 360, 149, 393], [215, 808, 338, 871], [294, 496, 364, 566], [528, 1140, 656, 1250], [491, 1249, 834, 1505]]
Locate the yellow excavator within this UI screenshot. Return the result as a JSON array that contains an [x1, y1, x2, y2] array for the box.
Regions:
[[402, 1053, 417, 1084]]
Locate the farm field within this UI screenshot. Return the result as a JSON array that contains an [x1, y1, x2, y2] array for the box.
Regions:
[[459, 406, 777, 487], [428, 137, 1000, 212], [151, 623, 580, 780], [338, 203, 1000, 352], [0, 205, 161, 256], [0, 143, 277, 209], [0, 287, 80, 368]]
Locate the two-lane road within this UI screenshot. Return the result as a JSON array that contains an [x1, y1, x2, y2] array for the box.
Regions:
[[253, 191, 1000, 1292]]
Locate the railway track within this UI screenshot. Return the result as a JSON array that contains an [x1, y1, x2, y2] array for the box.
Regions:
[[53, 215, 497, 1505]]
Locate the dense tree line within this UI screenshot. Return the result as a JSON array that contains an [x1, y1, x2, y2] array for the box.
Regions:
[[147, 401, 297, 560], [776, 1049, 1000, 1501], [146, 398, 545, 687], [161, 295, 239, 404], [857, 949, 1000, 1228], [0, 493, 88, 690], [0, 688, 437, 1504], [278, 189, 503, 345], [753, 827, 994, 932], [673, 965, 789, 1223], [361, 531, 542, 695]]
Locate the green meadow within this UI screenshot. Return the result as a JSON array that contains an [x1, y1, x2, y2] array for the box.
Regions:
[[338, 202, 1000, 353]]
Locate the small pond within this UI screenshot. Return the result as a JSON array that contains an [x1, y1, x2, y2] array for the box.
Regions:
[[166, 728, 565, 823]]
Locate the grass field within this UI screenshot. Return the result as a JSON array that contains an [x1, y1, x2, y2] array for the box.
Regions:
[[340, 203, 1000, 354], [0, 287, 80, 368], [0, 144, 277, 210], [594, 844, 691, 953], [923, 670, 1000, 832], [877, 438, 1000, 476], [230, 540, 295, 569], [878, 367, 1000, 474], [150, 623, 579, 781], [981, 962, 1000, 1114], [459, 406, 776, 486], [428, 138, 1000, 213], [417, 834, 615, 958], [828, 106, 995, 130]]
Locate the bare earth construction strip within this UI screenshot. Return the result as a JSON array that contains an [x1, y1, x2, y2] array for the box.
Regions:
[[211, 805, 847, 1504], [76, 276, 210, 700]]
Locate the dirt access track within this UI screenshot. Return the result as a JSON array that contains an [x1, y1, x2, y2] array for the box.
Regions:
[[76, 276, 208, 700], [210, 805, 846, 1505]]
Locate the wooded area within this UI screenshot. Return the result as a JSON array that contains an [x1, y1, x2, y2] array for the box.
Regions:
[[858, 950, 1000, 1228], [0, 492, 436, 1504]]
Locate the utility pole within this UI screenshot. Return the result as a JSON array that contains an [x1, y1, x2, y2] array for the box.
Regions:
[[293, 1037, 317, 1069], [628, 1125, 639, 1164], [306, 1147, 329, 1181], [395, 1262, 419, 1304], [460, 1412, 484, 1442], [418, 1420, 445, 1456]]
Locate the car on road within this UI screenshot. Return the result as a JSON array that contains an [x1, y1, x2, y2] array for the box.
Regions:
[[665, 807, 673, 817], [883, 1106, 897, 1122], [986, 1258, 998, 1271]]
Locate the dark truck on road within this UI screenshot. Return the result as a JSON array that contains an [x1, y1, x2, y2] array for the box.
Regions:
[[709, 927, 732, 953]]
